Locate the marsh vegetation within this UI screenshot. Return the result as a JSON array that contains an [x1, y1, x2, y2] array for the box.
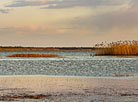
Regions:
[[95, 40, 138, 56]]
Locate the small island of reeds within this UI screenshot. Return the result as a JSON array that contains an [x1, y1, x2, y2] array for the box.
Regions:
[[7, 54, 61, 58], [94, 40, 138, 56]]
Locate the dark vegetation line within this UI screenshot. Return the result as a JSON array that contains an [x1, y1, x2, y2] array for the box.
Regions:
[[7, 54, 61, 58], [0, 46, 94, 51], [0, 46, 94, 49]]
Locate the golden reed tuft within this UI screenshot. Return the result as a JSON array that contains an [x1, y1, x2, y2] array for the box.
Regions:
[[95, 40, 138, 56]]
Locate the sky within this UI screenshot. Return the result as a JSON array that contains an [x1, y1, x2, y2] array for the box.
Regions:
[[0, 0, 138, 47]]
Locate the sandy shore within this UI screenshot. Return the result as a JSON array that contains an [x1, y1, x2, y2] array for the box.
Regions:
[[0, 76, 138, 102]]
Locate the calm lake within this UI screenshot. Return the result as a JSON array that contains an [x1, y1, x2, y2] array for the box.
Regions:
[[0, 51, 138, 77]]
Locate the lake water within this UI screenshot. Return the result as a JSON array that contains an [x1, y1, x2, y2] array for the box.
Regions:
[[0, 51, 138, 77]]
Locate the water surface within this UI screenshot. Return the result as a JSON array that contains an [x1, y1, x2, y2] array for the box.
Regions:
[[0, 51, 138, 77]]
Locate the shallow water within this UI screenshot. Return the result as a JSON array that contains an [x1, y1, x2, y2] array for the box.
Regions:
[[0, 76, 138, 102], [0, 51, 138, 77], [0, 51, 138, 102]]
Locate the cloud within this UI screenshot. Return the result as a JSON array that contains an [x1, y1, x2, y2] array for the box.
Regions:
[[0, 9, 9, 13], [0, 27, 17, 34], [0, 26, 63, 34], [130, 0, 138, 8], [42, 0, 128, 9], [6, 0, 128, 9], [0, 26, 42, 33], [6, 0, 54, 7], [68, 0, 138, 32], [57, 29, 65, 33]]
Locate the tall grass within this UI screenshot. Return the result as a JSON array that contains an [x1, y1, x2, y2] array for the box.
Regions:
[[95, 40, 138, 56]]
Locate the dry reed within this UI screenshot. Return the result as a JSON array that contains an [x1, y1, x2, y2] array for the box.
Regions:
[[95, 40, 138, 56]]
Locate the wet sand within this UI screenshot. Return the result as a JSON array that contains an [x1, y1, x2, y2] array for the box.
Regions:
[[0, 76, 138, 102]]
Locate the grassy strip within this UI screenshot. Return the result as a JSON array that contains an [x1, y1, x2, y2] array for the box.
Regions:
[[7, 54, 61, 58]]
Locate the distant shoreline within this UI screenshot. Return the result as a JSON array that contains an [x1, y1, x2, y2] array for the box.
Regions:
[[0, 75, 135, 79], [0, 47, 94, 51]]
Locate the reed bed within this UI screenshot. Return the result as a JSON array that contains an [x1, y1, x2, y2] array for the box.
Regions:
[[7, 54, 61, 58], [95, 40, 138, 56]]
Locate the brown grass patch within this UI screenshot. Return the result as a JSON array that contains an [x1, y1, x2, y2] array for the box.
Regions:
[[95, 40, 138, 56], [113, 73, 135, 77], [7, 54, 61, 58], [1, 94, 51, 100]]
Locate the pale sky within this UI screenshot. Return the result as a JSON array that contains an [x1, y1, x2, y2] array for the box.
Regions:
[[0, 0, 138, 47]]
